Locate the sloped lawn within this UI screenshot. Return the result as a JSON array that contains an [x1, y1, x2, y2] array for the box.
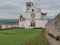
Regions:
[[25, 32, 50, 45], [0, 29, 50, 45]]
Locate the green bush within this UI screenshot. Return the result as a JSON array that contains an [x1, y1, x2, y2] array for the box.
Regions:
[[48, 33, 60, 41], [0, 27, 25, 31], [55, 36, 60, 41], [48, 33, 55, 38], [33, 27, 43, 29]]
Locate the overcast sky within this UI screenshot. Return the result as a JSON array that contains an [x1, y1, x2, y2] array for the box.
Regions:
[[0, 0, 60, 19]]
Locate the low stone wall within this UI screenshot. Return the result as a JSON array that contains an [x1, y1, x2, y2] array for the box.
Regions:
[[46, 20, 59, 36], [1, 24, 19, 29]]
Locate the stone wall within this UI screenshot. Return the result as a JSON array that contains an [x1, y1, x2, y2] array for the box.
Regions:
[[1, 24, 18, 29], [46, 13, 60, 36]]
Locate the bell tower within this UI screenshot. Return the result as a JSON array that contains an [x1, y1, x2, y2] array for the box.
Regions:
[[26, 2, 33, 11]]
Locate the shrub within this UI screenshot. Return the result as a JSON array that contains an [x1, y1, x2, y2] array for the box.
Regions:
[[0, 27, 25, 31], [33, 27, 43, 29], [48, 33, 55, 38], [55, 36, 60, 41]]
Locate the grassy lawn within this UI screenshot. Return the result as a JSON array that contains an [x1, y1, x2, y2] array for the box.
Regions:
[[0, 28, 50, 45]]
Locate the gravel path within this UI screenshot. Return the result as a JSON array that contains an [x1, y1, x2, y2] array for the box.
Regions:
[[45, 32, 60, 45]]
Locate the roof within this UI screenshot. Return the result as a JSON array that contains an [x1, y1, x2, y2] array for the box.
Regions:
[[41, 12, 47, 15]]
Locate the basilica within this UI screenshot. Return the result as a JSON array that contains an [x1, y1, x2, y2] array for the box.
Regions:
[[18, 2, 48, 28]]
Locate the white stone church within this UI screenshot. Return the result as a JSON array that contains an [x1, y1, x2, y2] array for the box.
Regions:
[[19, 2, 48, 28], [1, 2, 48, 29]]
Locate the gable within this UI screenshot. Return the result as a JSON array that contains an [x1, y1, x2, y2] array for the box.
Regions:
[[27, 6, 40, 13]]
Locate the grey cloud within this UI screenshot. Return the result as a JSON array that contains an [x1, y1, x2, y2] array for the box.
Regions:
[[0, 0, 60, 19]]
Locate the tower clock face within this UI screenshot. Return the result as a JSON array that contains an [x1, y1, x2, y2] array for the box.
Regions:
[[31, 13, 35, 18]]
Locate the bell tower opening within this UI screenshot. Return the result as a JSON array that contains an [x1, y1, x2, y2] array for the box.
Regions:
[[26, 2, 33, 10]]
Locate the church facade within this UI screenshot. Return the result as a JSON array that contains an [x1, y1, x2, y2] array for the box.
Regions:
[[19, 2, 48, 28]]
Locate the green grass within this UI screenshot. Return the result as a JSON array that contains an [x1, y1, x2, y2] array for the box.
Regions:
[[25, 32, 50, 45], [0, 29, 44, 45]]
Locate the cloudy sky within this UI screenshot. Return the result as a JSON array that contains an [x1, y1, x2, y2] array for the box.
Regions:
[[0, 0, 60, 19]]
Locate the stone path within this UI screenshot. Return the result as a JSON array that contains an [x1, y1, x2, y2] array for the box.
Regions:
[[45, 33, 60, 45]]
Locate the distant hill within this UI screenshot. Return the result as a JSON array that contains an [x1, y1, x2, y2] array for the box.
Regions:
[[0, 18, 51, 24], [47, 18, 52, 21], [0, 19, 18, 24]]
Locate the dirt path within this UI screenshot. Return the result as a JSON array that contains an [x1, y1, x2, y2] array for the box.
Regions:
[[45, 32, 60, 45]]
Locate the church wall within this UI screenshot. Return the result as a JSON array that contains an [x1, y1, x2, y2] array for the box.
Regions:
[[26, 12, 41, 19], [35, 13, 41, 19], [24, 20, 31, 28], [23, 20, 48, 28], [43, 15, 47, 20], [35, 20, 48, 28], [26, 6, 40, 13], [2, 24, 18, 29], [19, 21, 25, 27]]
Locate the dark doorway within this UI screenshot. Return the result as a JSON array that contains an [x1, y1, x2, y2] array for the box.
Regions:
[[31, 20, 35, 27]]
